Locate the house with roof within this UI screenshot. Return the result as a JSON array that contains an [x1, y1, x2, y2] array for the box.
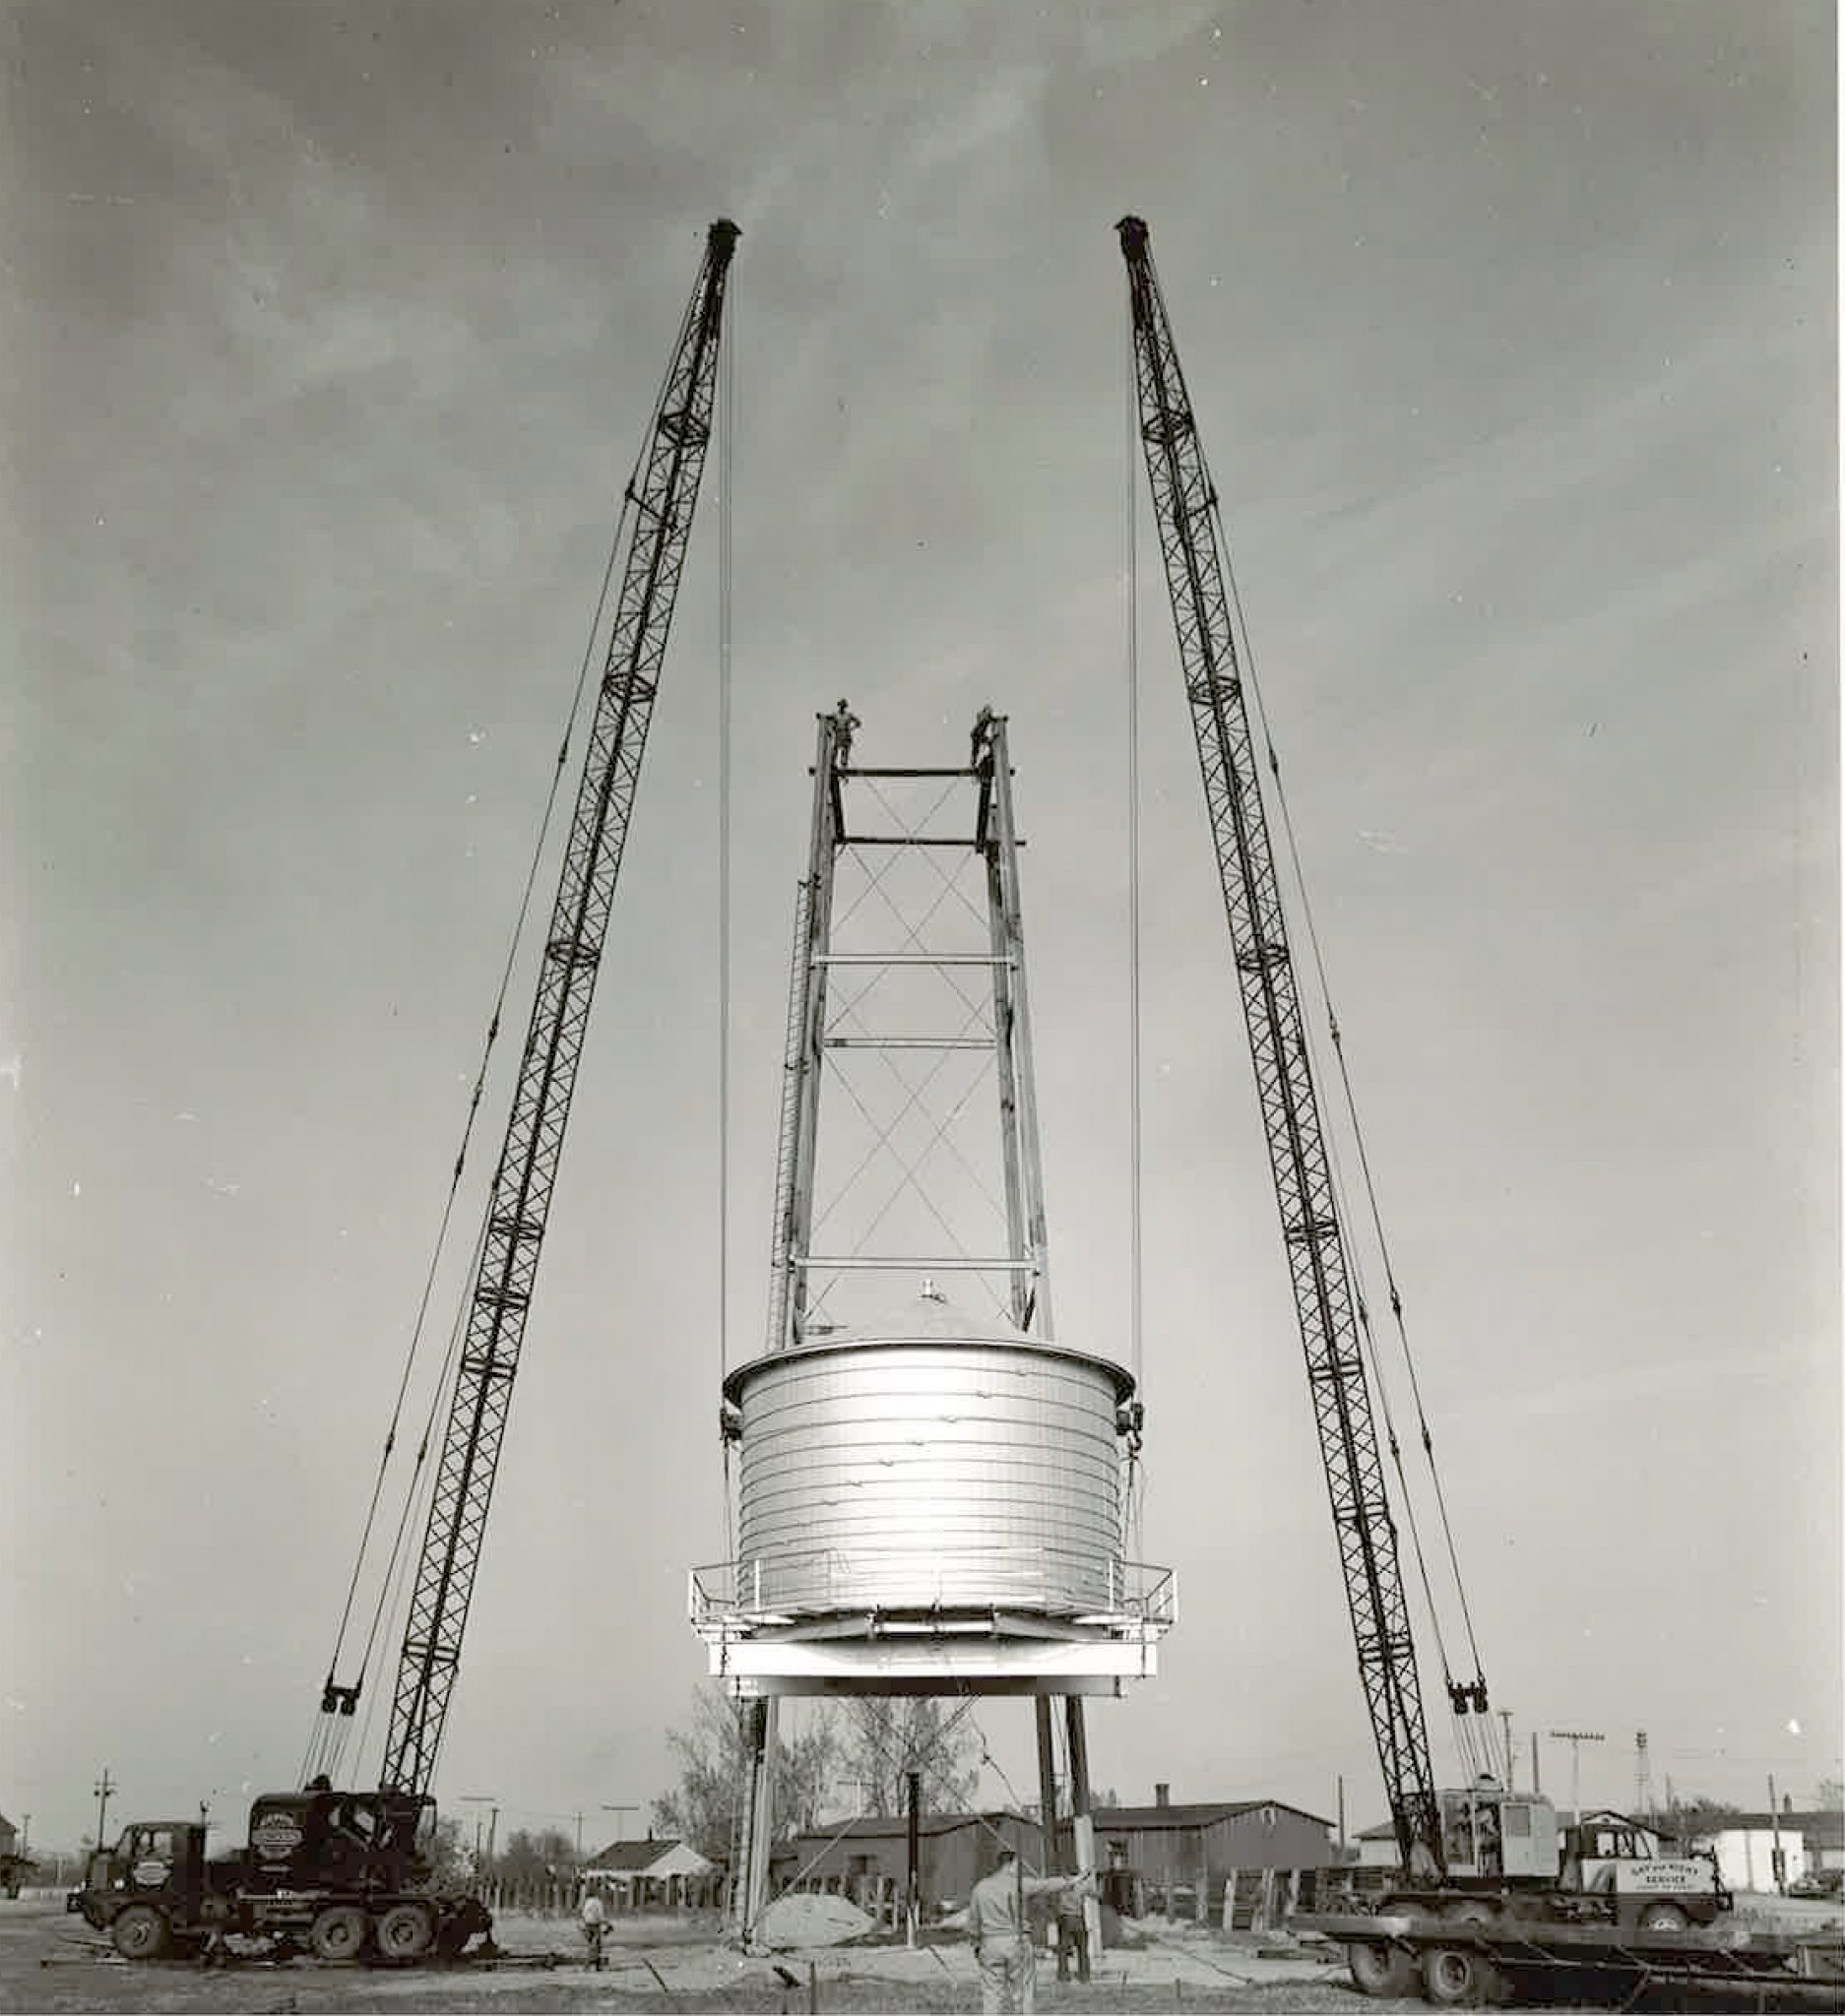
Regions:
[[1690, 1812, 1817, 1895], [580, 1834, 718, 1909], [1083, 1785, 1337, 1912], [1790, 1807, 1845, 1879]]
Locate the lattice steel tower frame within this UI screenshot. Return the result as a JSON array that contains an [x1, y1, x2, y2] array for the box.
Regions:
[[1116, 214, 1443, 1872], [763, 700, 1053, 1352], [330, 220, 740, 1797]]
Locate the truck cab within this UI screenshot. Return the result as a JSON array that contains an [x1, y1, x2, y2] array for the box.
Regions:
[[1559, 1809, 1729, 1923], [73, 1821, 216, 1951]]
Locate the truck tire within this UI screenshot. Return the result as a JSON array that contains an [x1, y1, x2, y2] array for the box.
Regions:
[[308, 1903, 368, 1962], [1423, 1942, 1490, 2006], [374, 1901, 435, 1961], [111, 1904, 170, 1961], [1348, 1937, 1418, 1997], [1636, 1901, 1690, 1932]]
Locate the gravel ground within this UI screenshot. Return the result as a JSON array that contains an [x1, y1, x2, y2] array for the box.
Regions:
[[2, 1897, 1398, 2014]]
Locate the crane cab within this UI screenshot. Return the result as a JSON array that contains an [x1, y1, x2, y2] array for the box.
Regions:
[[1438, 1785, 1562, 1881], [242, 1788, 434, 1895]]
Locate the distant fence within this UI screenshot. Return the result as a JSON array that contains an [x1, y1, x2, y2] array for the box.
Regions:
[[478, 1873, 723, 1917]]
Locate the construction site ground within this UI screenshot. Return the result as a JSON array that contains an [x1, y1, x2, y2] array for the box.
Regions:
[[6, 1893, 1840, 2014]]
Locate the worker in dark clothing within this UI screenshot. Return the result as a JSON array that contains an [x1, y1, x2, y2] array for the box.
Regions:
[[1054, 1881, 1091, 1984]]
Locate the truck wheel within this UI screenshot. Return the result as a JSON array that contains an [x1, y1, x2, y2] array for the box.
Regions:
[[111, 1904, 170, 1961], [308, 1903, 368, 1962], [1424, 1943, 1489, 2006], [1348, 1938, 1418, 1997], [1636, 1901, 1690, 1932], [374, 1902, 435, 1961]]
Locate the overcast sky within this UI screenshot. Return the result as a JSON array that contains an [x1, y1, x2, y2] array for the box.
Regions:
[[4, 1, 1838, 1857]]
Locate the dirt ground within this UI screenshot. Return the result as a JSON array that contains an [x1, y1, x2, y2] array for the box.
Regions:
[[0, 1896, 1399, 2015], [6, 1893, 1840, 2015]]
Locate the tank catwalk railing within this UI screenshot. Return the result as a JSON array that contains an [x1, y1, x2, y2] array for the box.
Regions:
[[688, 1548, 1177, 1634]]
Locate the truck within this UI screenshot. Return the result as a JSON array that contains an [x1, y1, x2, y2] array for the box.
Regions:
[[1353, 1790, 1729, 1929], [70, 222, 744, 1977], [1333, 1791, 1730, 1995], [70, 1787, 491, 1962]]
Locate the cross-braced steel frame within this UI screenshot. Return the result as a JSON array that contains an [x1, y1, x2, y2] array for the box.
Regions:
[[1117, 215, 1440, 1873], [765, 703, 1052, 1353]]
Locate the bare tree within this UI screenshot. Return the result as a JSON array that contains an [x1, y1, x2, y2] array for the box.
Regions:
[[497, 1827, 578, 1885], [840, 1699, 981, 1816], [653, 1688, 840, 1861]]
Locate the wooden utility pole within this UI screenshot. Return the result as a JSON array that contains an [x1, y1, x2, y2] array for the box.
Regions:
[[1549, 1731, 1604, 1825], [93, 1768, 115, 1850], [904, 1771, 922, 1948]]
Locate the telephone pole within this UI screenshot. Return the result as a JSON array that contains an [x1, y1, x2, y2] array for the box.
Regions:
[[1548, 1731, 1605, 1826], [93, 1767, 116, 1849], [1634, 1732, 1655, 1828]]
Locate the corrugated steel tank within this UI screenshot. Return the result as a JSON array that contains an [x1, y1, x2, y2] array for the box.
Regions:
[[723, 1294, 1134, 1618]]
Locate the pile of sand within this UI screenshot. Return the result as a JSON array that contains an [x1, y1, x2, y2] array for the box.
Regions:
[[754, 1892, 876, 1949]]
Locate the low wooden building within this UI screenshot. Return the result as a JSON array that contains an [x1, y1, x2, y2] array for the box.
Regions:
[[1082, 1786, 1336, 1916], [770, 1809, 1042, 1919]]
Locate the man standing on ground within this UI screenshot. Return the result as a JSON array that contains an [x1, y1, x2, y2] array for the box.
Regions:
[[1054, 1880, 1092, 1984], [968, 1844, 1090, 2014], [579, 1886, 607, 1971]]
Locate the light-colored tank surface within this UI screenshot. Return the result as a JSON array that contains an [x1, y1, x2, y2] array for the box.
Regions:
[[723, 1293, 1135, 1618]]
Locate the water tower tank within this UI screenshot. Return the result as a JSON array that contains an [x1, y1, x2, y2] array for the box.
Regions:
[[723, 1292, 1135, 1620]]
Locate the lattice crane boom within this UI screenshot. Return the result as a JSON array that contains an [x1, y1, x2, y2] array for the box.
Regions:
[[376, 219, 739, 1796], [1115, 215, 1443, 1875]]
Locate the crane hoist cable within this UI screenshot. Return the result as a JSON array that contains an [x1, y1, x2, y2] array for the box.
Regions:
[[1120, 217, 1507, 1814], [1118, 214, 1465, 1871], [716, 249, 736, 1566], [1124, 264, 1146, 1401], [302, 431, 650, 1790], [1226, 510, 1495, 1748]]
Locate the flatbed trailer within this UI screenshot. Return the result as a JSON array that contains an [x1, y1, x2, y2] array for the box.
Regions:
[[1297, 1907, 1845, 2008]]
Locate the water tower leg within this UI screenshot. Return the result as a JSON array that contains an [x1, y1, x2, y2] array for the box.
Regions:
[[1035, 1696, 1058, 1870], [736, 1697, 778, 1943], [1064, 1696, 1102, 1961]]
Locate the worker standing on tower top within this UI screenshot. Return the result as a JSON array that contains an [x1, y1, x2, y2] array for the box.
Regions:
[[831, 698, 859, 767], [968, 1843, 1090, 2014], [970, 704, 998, 771]]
